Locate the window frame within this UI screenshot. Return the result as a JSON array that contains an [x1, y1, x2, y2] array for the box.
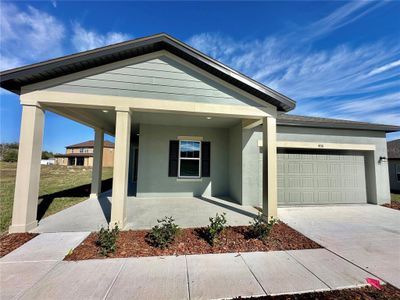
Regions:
[[396, 164, 400, 182], [178, 140, 202, 179]]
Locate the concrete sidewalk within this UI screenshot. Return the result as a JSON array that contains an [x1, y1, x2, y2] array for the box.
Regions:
[[0, 232, 378, 300]]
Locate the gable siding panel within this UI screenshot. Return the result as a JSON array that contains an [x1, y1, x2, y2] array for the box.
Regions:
[[47, 56, 257, 106]]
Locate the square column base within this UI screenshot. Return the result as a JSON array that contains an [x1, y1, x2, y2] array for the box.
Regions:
[[9, 220, 38, 233], [89, 193, 99, 199]]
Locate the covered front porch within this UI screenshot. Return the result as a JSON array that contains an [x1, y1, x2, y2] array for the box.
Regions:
[[33, 192, 259, 233], [10, 98, 277, 232]]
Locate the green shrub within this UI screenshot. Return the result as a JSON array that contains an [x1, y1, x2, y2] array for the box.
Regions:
[[249, 213, 277, 240], [96, 224, 119, 256], [148, 217, 180, 249], [206, 212, 227, 245]]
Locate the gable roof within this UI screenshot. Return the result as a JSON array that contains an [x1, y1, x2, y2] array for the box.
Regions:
[[66, 140, 114, 148], [277, 114, 400, 133], [387, 139, 400, 159], [0, 33, 295, 112]]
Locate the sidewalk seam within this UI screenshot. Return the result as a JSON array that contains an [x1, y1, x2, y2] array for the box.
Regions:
[[15, 260, 62, 300], [285, 250, 332, 290], [322, 247, 386, 283], [240, 253, 268, 296], [185, 255, 191, 300], [103, 260, 127, 300]]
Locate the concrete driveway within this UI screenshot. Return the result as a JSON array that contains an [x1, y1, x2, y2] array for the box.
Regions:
[[278, 205, 400, 288]]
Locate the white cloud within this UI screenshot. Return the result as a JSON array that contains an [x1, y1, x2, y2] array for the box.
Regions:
[[298, 1, 385, 41], [367, 59, 400, 76], [187, 2, 399, 126], [71, 23, 131, 52], [0, 3, 65, 70]]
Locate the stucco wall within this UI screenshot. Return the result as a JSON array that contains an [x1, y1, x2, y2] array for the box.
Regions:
[[276, 125, 391, 205], [242, 128, 262, 206], [388, 159, 400, 192], [102, 147, 114, 167], [136, 124, 229, 198], [228, 124, 242, 203]]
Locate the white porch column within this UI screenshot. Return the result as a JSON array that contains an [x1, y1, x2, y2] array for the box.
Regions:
[[9, 104, 45, 233], [110, 107, 131, 228], [90, 128, 104, 198], [262, 116, 278, 219]]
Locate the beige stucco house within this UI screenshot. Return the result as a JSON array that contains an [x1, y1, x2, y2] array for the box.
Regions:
[[1, 33, 399, 233], [55, 140, 114, 167]]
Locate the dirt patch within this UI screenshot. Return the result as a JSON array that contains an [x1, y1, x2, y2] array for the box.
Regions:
[[234, 284, 400, 299], [382, 202, 400, 211], [0, 233, 38, 257], [65, 222, 321, 260]]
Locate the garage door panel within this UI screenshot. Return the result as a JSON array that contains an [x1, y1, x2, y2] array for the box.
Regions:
[[278, 149, 367, 205]]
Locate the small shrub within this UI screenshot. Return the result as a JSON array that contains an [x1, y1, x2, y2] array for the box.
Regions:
[[249, 213, 277, 240], [96, 224, 119, 256], [206, 212, 227, 245], [148, 217, 180, 249]]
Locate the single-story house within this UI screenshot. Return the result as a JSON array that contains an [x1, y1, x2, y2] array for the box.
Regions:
[[387, 139, 400, 192], [1, 33, 399, 233], [55, 140, 114, 167]]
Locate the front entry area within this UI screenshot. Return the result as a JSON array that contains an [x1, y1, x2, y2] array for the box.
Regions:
[[278, 149, 368, 205]]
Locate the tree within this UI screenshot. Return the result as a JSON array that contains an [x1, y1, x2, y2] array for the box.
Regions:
[[2, 148, 18, 162]]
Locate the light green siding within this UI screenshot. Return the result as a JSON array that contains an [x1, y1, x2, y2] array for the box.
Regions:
[[48, 56, 257, 106]]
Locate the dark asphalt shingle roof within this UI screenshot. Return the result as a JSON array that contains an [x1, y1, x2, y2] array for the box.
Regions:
[[277, 114, 400, 133], [0, 33, 295, 112], [66, 140, 114, 148], [387, 139, 400, 159]]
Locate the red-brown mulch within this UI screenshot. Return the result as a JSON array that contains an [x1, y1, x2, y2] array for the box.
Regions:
[[234, 284, 400, 300], [0, 233, 38, 257], [65, 222, 321, 261], [382, 202, 400, 210]]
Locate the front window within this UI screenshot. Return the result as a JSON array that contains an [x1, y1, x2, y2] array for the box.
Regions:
[[179, 140, 201, 178], [396, 164, 400, 182]]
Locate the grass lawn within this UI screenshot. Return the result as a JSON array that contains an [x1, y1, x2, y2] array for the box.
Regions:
[[0, 162, 113, 234], [391, 193, 400, 202]]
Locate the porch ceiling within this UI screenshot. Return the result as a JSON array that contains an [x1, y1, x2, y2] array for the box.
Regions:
[[45, 105, 244, 137]]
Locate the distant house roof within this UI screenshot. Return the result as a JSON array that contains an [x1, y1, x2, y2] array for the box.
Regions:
[[277, 114, 400, 133], [0, 33, 295, 112], [66, 140, 114, 149], [54, 153, 93, 158], [387, 139, 400, 159]]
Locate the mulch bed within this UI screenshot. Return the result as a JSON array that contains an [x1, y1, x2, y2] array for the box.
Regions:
[[0, 233, 38, 257], [65, 222, 321, 260], [234, 284, 400, 300], [382, 202, 400, 210]]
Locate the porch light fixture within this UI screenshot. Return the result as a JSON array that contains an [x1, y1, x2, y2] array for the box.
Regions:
[[206, 117, 212, 120], [102, 110, 109, 113], [379, 156, 387, 163]]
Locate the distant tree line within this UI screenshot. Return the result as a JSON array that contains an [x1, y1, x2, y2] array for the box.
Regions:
[[0, 143, 55, 162]]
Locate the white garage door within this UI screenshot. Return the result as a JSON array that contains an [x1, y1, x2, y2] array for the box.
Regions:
[[278, 149, 367, 205]]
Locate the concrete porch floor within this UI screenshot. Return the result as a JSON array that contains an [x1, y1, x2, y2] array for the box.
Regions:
[[33, 191, 259, 233]]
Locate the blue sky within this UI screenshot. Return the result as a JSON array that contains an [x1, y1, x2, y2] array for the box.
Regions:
[[1, 1, 399, 153]]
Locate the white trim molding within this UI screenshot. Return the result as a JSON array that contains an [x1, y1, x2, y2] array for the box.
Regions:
[[273, 141, 376, 151]]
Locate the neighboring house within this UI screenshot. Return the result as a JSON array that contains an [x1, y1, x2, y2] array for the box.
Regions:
[[1, 33, 399, 233], [387, 139, 400, 192], [55, 140, 114, 167]]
